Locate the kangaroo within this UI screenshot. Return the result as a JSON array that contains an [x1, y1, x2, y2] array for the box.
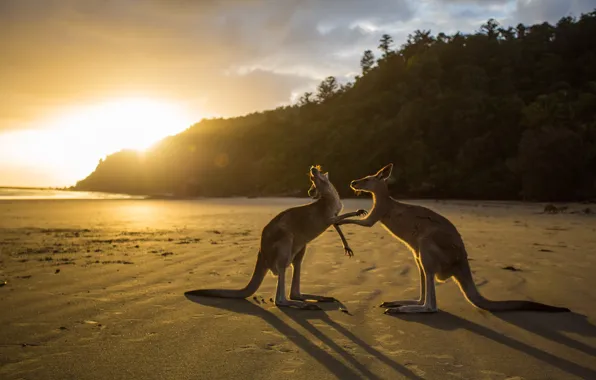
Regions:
[[188, 165, 367, 310], [333, 163, 571, 314]]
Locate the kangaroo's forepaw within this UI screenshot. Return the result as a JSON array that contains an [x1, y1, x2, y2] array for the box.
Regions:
[[344, 246, 354, 257], [384, 306, 438, 315], [356, 209, 368, 217]]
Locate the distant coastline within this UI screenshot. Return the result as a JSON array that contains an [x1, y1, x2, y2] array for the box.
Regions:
[[0, 187, 144, 200], [0, 186, 71, 191]]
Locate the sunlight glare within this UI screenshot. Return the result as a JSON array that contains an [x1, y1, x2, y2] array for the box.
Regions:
[[51, 98, 193, 152], [0, 97, 195, 187]]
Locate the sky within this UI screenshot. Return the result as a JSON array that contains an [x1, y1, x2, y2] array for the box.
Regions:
[[1, 0, 595, 187]]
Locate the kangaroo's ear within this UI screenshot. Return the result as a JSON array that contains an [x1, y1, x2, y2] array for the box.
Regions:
[[324, 172, 329, 179], [376, 163, 393, 180]]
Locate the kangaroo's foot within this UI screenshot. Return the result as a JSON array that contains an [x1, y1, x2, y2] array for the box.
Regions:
[[276, 299, 322, 310], [344, 246, 354, 257], [380, 300, 423, 308], [291, 293, 337, 303], [384, 305, 438, 314]]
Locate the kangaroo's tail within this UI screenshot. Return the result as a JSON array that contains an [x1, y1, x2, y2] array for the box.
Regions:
[[452, 260, 570, 313], [187, 251, 268, 299]]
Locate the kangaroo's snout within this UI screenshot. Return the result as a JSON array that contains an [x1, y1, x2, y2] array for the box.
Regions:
[[350, 178, 369, 194], [350, 179, 363, 189]]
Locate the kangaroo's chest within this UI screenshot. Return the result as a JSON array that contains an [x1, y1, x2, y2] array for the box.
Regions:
[[380, 209, 432, 252], [292, 219, 329, 248]]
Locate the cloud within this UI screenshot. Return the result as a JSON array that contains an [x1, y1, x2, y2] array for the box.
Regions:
[[0, 0, 415, 131], [512, 0, 596, 25], [203, 69, 319, 115], [436, 0, 509, 4], [1, 0, 594, 133]]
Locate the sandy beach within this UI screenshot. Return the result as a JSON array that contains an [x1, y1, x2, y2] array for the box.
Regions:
[[1, 198, 595, 380]]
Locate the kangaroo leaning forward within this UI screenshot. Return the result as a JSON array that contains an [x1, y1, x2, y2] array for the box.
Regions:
[[188, 165, 366, 310], [334, 163, 571, 314]]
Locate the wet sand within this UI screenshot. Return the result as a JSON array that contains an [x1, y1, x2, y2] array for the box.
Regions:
[[0, 198, 595, 379]]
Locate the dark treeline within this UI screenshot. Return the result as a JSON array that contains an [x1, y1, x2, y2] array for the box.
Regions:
[[75, 13, 596, 201]]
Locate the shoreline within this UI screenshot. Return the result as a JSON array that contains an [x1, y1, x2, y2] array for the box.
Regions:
[[3, 185, 596, 204]]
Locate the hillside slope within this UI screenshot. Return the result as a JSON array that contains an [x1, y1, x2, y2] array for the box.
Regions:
[[75, 13, 596, 201]]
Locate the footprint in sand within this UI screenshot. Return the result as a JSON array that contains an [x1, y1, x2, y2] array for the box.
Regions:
[[353, 289, 381, 299], [227, 344, 259, 353], [281, 356, 306, 374], [372, 345, 416, 357], [360, 264, 377, 273], [261, 330, 285, 339], [81, 320, 100, 325], [262, 343, 295, 353], [375, 334, 398, 346], [424, 353, 456, 368], [336, 338, 358, 354], [126, 332, 159, 343], [480, 369, 509, 378], [405, 363, 426, 377]]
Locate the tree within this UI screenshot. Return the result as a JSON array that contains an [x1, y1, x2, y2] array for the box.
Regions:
[[378, 34, 394, 57], [316, 76, 338, 102], [516, 23, 527, 38], [338, 81, 353, 94], [437, 32, 449, 43], [516, 128, 587, 201], [298, 92, 314, 106], [360, 49, 375, 74], [480, 18, 500, 39]]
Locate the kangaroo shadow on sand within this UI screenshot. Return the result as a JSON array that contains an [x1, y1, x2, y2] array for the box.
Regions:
[[387, 311, 596, 379], [494, 311, 596, 357], [277, 307, 422, 379], [184, 291, 423, 380]]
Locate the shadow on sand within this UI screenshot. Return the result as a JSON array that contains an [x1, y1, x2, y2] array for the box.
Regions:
[[494, 311, 596, 357], [387, 310, 596, 379], [184, 291, 423, 380]]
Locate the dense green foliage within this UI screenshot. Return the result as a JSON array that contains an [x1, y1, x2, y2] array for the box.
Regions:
[[75, 13, 596, 201]]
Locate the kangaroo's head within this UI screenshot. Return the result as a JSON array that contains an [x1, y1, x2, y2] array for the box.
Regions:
[[350, 163, 393, 195], [307, 165, 336, 199]]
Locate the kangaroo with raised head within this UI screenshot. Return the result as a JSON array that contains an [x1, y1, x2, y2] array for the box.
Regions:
[[334, 163, 571, 314], [188, 165, 367, 310]]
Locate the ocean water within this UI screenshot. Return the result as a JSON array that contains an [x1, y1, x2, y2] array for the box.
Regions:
[[0, 187, 144, 200]]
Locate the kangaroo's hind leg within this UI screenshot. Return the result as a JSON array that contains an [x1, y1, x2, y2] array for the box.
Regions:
[[385, 241, 439, 314], [380, 257, 426, 308], [290, 246, 336, 303], [271, 242, 321, 310]]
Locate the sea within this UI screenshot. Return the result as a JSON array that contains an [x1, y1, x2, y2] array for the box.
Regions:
[[0, 187, 144, 200]]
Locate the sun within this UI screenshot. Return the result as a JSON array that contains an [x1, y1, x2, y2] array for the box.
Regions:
[[52, 97, 194, 152], [0, 97, 196, 187]]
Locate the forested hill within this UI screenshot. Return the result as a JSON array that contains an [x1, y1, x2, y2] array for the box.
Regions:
[[75, 13, 596, 202]]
